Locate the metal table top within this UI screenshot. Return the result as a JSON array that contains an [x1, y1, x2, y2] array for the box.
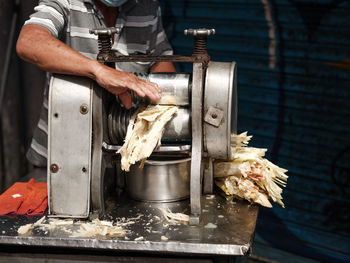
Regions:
[[0, 194, 258, 256]]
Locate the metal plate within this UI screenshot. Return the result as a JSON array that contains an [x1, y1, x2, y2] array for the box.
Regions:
[[0, 194, 258, 256], [48, 75, 93, 218], [204, 62, 237, 159]]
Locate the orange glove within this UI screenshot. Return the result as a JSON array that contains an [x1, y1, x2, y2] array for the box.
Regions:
[[0, 179, 47, 215], [17, 179, 47, 215]]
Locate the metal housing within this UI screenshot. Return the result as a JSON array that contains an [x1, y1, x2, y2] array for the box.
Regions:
[[48, 75, 93, 218], [204, 62, 237, 159]]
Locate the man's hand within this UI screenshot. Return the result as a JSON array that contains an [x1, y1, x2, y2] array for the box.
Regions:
[[92, 63, 161, 109]]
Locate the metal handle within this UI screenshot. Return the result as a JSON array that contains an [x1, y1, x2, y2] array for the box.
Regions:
[[89, 27, 121, 35], [184, 28, 215, 36]]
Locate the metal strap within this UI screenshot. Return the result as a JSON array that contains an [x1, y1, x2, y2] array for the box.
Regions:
[[189, 63, 204, 225]]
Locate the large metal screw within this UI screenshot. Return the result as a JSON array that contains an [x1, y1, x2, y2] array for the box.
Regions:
[[184, 28, 215, 56], [50, 163, 59, 173], [89, 27, 121, 62]]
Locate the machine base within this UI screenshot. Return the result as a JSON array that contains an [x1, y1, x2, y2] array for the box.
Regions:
[[0, 194, 258, 257]]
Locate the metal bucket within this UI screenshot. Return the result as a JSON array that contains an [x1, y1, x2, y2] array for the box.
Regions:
[[126, 157, 191, 202]]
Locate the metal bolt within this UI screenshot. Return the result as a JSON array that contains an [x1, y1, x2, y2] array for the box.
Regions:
[[50, 164, 59, 173], [80, 104, 89, 115]]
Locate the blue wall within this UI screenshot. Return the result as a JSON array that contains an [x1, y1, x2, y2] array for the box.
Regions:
[[161, 1, 350, 262]]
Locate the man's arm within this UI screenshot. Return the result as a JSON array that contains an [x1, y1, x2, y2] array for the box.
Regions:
[[151, 62, 176, 73], [16, 24, 162, 109]]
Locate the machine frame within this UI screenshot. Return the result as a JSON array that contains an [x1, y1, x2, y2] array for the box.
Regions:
[[47, 28, 237, 225]]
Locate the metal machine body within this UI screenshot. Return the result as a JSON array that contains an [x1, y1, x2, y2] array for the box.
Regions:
[[47, 28, 237, 225]]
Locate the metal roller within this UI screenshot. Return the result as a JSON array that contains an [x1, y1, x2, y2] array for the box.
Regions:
[[108, 103, 191, 144], [163, 107, 191, 141], [132, 73, 191, 106], [107, 103, 135, 144]]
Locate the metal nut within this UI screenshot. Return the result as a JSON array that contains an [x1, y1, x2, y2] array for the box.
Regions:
[[80, 104, 89, 115], [50, 164, 59, 173], [204, 106, 224, 127]]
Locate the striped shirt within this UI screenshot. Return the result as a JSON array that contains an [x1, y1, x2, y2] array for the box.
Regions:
[[25, 0, 173, 167]]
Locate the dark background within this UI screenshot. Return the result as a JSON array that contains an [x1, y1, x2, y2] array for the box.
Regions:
[[0, 0, 349, 262]]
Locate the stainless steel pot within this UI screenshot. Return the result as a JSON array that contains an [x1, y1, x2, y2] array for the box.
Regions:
[[126, 157, 191, 202]]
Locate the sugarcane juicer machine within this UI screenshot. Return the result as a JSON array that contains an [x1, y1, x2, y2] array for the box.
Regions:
[[47, 28, 237, 225]]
